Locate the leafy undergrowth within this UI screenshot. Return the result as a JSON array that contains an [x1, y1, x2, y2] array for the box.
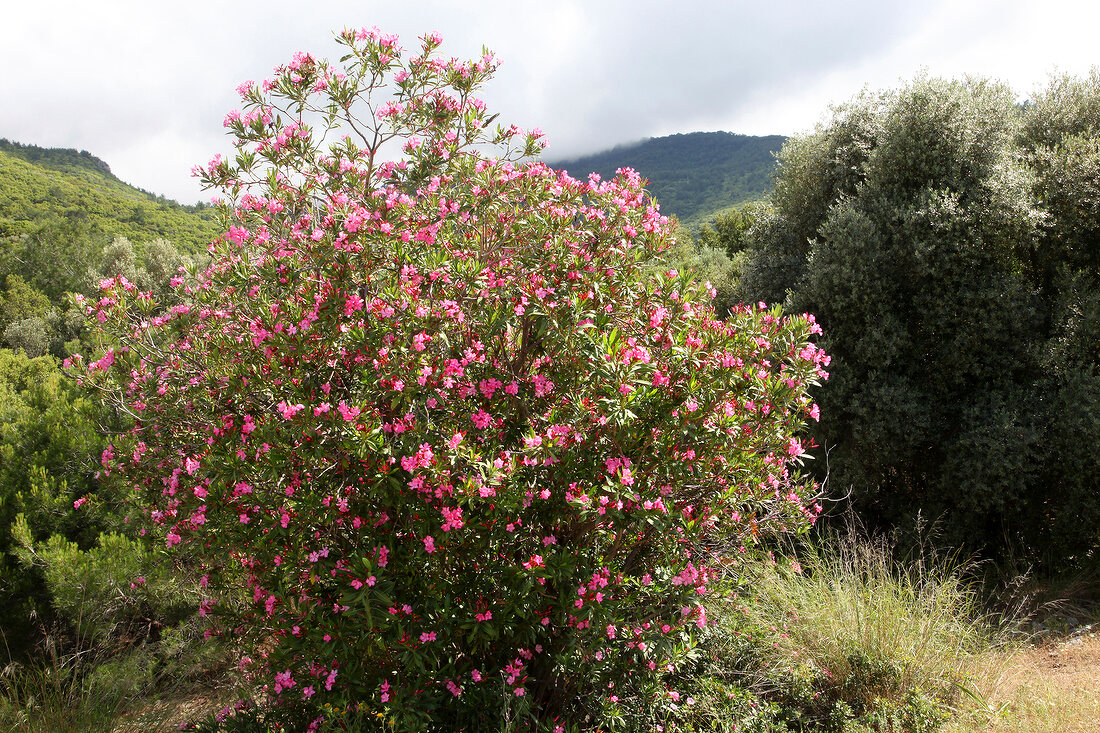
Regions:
[[103, 634, 1100, 733], [0, 628, 239, 733], [6, 535, 1098, 732]]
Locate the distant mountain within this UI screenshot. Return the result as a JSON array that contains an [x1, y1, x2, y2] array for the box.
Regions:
[[546, 131, 786, 230], [0, 138, 218, 255]]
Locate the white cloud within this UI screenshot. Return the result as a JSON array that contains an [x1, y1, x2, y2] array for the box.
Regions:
[[2, 0, 1097, 204]]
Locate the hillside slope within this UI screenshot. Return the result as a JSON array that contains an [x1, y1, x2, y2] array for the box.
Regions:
[[0, 139, 218, 255], [546, 131, 785, 228]]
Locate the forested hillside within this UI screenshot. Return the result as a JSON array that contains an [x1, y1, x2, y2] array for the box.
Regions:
[[0, 139, 218, 254], [0, 140, 214, 358], [547, 131, 785, 228]]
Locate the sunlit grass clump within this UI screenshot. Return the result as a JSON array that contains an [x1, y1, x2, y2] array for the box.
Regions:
[[0, 639, 135, 733], [713, 531, 995, 732]]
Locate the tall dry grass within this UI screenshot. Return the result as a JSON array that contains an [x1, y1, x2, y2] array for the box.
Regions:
[[729, 530, 998, 731]]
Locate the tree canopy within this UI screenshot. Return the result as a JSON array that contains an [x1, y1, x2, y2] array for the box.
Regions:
[[739, 73, 1100, 567]]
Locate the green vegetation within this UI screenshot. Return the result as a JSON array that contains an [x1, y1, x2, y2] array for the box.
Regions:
[[0, 351, 106, 653], [739, 71, 1100, 572], [2, 63, 1100, 731], [547, 131, 784, 229], [0, 142, 220, 730], [0, 140, 217, 255], [0, 140, 209, 358], [733, 534, 990, 732]]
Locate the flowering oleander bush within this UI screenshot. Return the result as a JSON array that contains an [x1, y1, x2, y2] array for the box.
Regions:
[[71, 27, 828, 731]]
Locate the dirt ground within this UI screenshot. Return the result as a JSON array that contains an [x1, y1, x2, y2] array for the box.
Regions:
[[949, 631, 1100, 733]]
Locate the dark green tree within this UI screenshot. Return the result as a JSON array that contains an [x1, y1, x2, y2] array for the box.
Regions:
[[740, 74, 1100, 566], [1016, 70, 1100, 563]]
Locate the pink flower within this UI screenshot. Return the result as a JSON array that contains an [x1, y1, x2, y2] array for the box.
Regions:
[[423, 535, 436, 553], [649, 306, 668, 328], [88, 348, 115, 372], [471, 409, 491, 429], [274, 669, 296, 693], [73, 497, 87, 509], [337, 401, 361, 421], [277, 401, 305, 419]]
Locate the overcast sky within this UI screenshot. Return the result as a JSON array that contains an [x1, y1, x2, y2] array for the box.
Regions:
[[3, 0, 1098, 204]]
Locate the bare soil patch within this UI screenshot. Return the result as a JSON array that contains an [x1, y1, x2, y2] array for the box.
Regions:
[[949, 631, 1100, 733]]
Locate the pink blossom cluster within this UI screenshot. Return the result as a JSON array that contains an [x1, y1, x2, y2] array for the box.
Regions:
[[74, 26, 826, 731]]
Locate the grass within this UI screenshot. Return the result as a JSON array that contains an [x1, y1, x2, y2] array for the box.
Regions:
[[0, 622, 241, 733], [0, 645, 242, 733], [724, 530, 998, 732], [0, 638, 133, 733], [945, 631, 1100, 733]]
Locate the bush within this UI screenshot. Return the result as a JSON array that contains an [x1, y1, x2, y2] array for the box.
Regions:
[[74, 28, 827, 731], [730, 531, 990, 732], [739, 73, 1100, 568], [0, 350, 110, 657], [10, 519, 200, 648]]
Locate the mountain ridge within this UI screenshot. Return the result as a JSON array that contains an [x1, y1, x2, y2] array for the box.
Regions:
[[545, 131, 786, 229], [0, 138, 116, 179], [0, 138, 217, 255]]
